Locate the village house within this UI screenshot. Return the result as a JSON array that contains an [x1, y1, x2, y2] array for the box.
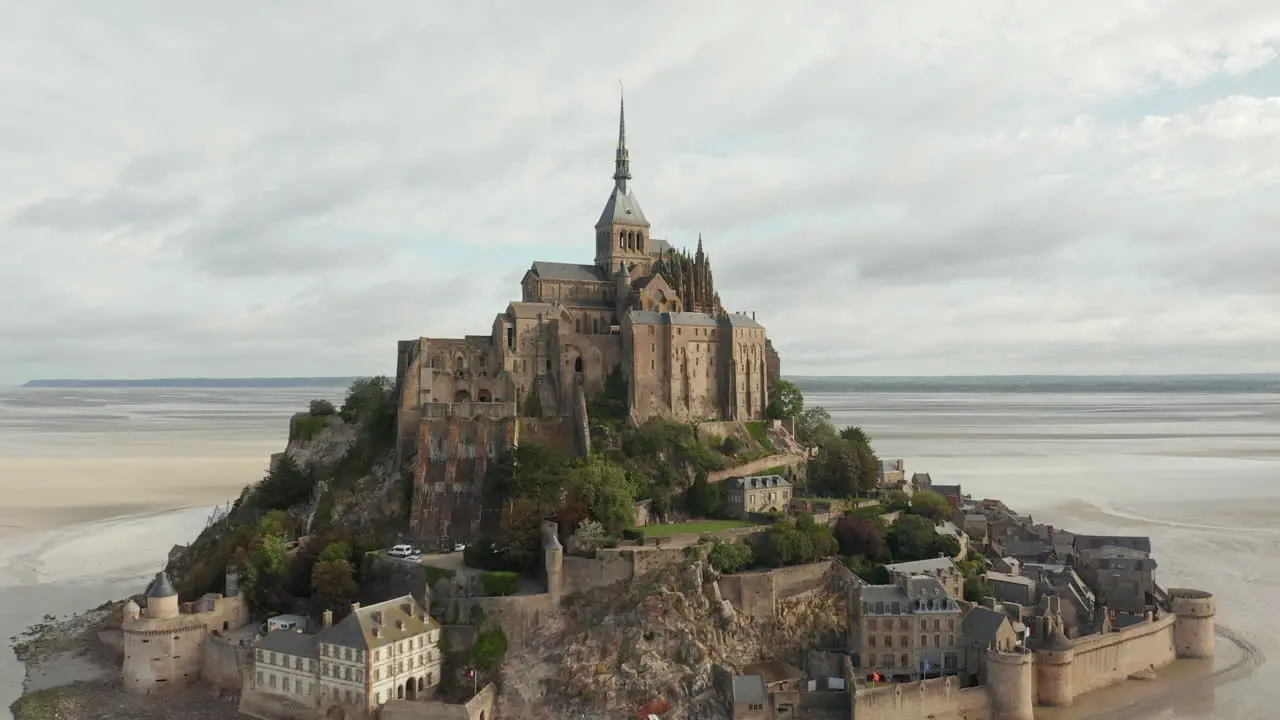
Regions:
[[878, 459, 906, 490], [1075, 545, 1158, 613], [850, 575, 964, 681], [985, 571, 1038, 607], [724, 474, 792, 518], [251, 595, 442, 718], [959, 604, 1023, 686], [726, 660, 805, 719], [884, 557, 965, 600]]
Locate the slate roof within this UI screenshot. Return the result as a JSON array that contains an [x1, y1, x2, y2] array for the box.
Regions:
[[880, 459, 904, 472], [146, 571, 176, 598], [596, 187, 650, 228], [725, 312, 763, 329], [317, 595, 438, 651], [911, 472, 933, 485], [1073, 535, 1152, 554], [986, 571, 1036, 589], [528, 261, 606, 283], [732, 675, 767, 705], [507, 301, 555, 319], [862, 576, 958, 612], [649, 238, 672, 254], [1086, 545, 1152, 560], [885, 557, 960, 576], [932, 484, 963, 497], [961, 606, 1010, 645], [624, 309, 720, 327], [729, 474, 791, 491], [258, 630, 318, 658]]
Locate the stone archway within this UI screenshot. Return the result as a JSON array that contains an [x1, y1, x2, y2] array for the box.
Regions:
[[477, 389, 492, 402], [454, 390, 471, 402], [404, 677, 416, 700]]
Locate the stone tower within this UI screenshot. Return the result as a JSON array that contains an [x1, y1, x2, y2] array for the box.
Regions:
[[1169, 588, 1216, 659], [594, 91, 652, 278], [985, 649, 1034, 720], [144, 570, 179, 620]]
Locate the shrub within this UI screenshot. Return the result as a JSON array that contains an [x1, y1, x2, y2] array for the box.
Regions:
[[621, 528, 645, 542], [707, 539, 754, 574], [422, 565, 456, 588], [295, 415, 329, 441], [472, 626, 508, 671], [309, 399, 337, 416], [480, 571, 519, 597]]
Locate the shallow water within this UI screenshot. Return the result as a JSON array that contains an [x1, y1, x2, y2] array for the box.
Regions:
[[0, 384, 1275, 718]]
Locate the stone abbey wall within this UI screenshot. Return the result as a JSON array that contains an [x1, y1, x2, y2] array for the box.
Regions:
[[852, 676, 992, 720], [200, 633, 249, 690]]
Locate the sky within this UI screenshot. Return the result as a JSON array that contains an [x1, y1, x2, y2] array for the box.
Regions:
[[2, 1, 1279, 384]]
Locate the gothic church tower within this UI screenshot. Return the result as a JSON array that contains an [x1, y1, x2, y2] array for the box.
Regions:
[[594, 92, 652, 278]]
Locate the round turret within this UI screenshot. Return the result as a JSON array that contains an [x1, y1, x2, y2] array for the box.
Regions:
[[122, 599, 141, 622], [144, 571, 180, 620], [1169, 588, 1216, 659], [985, 649, 1033, 720]]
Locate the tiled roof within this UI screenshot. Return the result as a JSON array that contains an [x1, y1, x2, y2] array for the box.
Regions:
[[960, 606, 1010, 644], [729, 474, 791, 490], [318, 596, 438, 651], [258, 630, 318, 658], [886, 557, 960, 575], [529, 261, 606, 283]]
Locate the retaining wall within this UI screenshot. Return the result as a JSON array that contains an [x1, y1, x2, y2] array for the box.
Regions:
[[853, 676, 991, 720], [199, 634, 247, 690]]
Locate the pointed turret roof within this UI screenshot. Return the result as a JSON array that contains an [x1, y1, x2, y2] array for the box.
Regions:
[[146, 571, 176, 598], [596, 90, 650, 229]]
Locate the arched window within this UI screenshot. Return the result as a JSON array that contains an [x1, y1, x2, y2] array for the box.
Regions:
[[920, 634, 927, 647], [574, 357, 583, 373]]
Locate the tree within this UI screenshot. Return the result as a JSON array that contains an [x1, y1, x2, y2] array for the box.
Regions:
[[886, 514, 940, 563], [766, 379, 804, 420], [255, 454, 314, 510], [498, 498, 544, 571], [809, 439, 861, 498], [571, 519, 607, 553], [707, 539, 754, 574], [309, 399, 337, 416], [685, 472, 714, 518], [492, 443, 573, 510], [833, 515, 887, 560], [964, 574, 993, 603], [795, 406, 836, 446], [884, 490, 911, 512], [910, 490, 952, 524], [311, 558, 357, 611], [340, 376, 393, 423], [570, 456, 636, 533], [839, 425, 870, 446], [472, 626, 508, 672], [245, 531, 290, 612], [318, 541, 352, 564], [935, 534, 962, 558]]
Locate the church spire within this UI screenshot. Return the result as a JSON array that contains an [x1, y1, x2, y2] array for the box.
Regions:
[[613, 88, 631, 193]]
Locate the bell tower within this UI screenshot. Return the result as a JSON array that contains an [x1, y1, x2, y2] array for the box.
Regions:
[[594, 90, 651, 278]]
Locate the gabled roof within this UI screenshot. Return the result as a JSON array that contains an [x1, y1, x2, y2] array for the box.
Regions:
[[885, 557, 960, 575], [506, 301, 556, 319], [732, 674, 767, 704], [258, 630, 318, 658], [1073, 535, 1152, 554], [932, 484, 963, 496], [725, 312, 763, 329], [317, 595, 438, 651], [595, 187, 650, 228], [728, 474, 791, 490], [528, 261, 606, 283], [961, 606, 1011, 645]]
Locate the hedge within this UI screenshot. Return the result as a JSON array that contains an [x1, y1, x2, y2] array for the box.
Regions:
[[480, 571, 519, 597]]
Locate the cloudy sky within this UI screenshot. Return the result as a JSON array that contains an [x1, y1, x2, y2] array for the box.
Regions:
[[3, 1, 1279, 384]]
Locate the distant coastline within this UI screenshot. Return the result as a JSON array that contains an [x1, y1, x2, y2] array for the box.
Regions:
[[18, 373, 1280, 393], [21, 377, 361, 389]]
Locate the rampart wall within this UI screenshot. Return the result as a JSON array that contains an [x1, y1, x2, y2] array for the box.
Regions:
[[1066, 613, 1175, 699], [238, 686, 315, 720], [199, 634, 248, 690], [516, 417, 580, 458], [708, 453, 806, 483], [382, 682, 497, 720], [853, 676, 992, 720], [409, 416, 517, 543], [561, 545, 689, 596], [718, 561, 840, 620]]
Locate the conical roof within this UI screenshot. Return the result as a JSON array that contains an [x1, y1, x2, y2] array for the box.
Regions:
[[146, 571, 177, 598]]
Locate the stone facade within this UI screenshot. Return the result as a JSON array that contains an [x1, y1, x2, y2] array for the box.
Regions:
[[246, 595, 442, 720], [724, 474, 793, 519], [120, 569, 250, 694], [849, 575, 965, 681], [395, 97, 777, 543]]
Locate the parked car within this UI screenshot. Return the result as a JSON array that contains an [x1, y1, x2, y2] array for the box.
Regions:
[[388, 544, 415, 558], [453, 542, 466, 552]]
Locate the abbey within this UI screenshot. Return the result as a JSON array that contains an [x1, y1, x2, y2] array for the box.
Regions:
[[396, 96, 780, 430]]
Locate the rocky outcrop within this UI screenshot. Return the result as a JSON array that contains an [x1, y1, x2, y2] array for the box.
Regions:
[[499, 560, 848, 719]]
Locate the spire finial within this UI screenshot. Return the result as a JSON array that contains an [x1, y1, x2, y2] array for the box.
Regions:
[[613, 84, 631, 193]]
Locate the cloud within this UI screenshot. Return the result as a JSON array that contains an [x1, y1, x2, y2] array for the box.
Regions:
[[1, 0, 1279, 383]]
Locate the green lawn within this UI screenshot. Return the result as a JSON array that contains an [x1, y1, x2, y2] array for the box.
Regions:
[[637, 519, 753, 537]]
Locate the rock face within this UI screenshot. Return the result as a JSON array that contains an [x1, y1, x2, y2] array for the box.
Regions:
[[498, 561, 848, 719]]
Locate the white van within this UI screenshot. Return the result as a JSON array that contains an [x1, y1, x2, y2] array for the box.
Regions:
[[389, 544, 415, 558]]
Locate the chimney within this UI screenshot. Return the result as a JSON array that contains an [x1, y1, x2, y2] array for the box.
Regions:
[[983, 597, 998, 610], [350, 602, 361, 614], [322, 609, 333, 629], [396, 620, 405, 631], [372, 626, 381, 638], [372, 610, 383, 625], [752, 311, 756, 320]]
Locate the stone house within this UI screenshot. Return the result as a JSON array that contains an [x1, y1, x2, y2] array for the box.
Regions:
[[985, 571, 1038, 607], [849, 575, 965, 681], [724, 475, 792, 519], [878, 459, 906, 489], [727, 661, 804, 719], [884, 557, 965, 600], [250, 595, 442, 719], [959, 605, 1021, 686], [1075, 545, 1158, 613], [730, 675, 771, 719]]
